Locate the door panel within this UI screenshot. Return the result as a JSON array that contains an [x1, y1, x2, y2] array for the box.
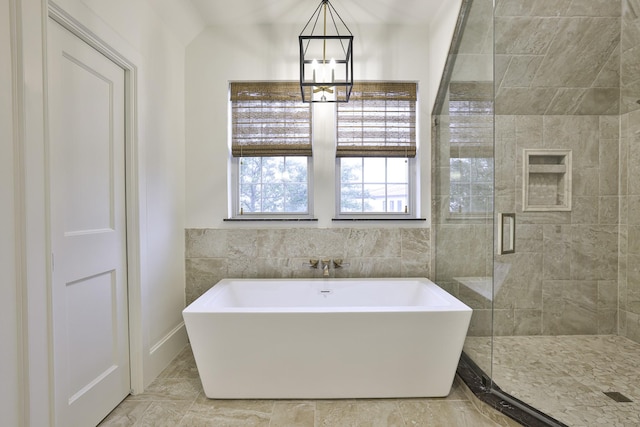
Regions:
[[48, 18, 129, 427]]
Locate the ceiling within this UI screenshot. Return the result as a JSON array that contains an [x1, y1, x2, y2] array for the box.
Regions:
[[187, 0, 445, 26]]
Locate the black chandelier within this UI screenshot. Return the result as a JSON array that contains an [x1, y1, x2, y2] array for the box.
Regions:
[[299, 0, 353, 103]]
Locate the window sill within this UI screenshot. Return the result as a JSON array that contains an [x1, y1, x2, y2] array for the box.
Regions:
[[332, 218, 426, 221], [224, 218, 318, 222]]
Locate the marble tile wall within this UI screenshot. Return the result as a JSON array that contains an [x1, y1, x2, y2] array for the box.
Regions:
[[437, 115, 620, 337], [491, 115, 620, 336], [185, 227, 430, 305], [490, 1, 624, 337], [616, 0, 640, 345], [494, 0, 621, 116], [435, 0, 629, 338], [451, 0, 493, 82], [622, 0, 640, 114]]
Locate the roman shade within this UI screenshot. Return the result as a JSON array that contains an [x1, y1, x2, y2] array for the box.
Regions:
[[231, 82, 312, 157], [336, 82, 417, 157]]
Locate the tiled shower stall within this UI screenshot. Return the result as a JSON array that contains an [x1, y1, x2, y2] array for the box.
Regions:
[[433, 0, 640, 424], [435, 0, 632, 341]]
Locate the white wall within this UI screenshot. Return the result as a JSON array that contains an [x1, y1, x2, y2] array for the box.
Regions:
[[9, 0, 198, 424], [427, 0, 464, 112], [1, 0, 20, 425], [185, 22, 432, 228], [55, 0, 192, 387]]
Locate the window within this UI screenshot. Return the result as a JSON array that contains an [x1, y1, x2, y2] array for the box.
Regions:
[[448, 82, 493, 216], [239, 156, 309, 214], [230, 82, 313, 218], [339, 157, 410, 214], [336, 82, 417, 218], [449, 157, 493, 214]]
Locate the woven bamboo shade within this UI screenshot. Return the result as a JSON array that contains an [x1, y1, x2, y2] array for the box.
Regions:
[[336, 82, 417, 157], [448, 81, 493, 158], [231, 82, 312, 157]]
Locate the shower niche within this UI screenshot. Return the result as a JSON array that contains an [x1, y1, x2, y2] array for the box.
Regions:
[[522, 149, 572, 212]]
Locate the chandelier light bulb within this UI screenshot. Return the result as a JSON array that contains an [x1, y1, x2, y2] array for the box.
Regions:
[[330, 58, 336, 82], [311, 59, 318, 82]]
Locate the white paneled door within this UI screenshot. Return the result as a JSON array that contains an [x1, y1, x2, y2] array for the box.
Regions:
[[48, 18, 130, 427]]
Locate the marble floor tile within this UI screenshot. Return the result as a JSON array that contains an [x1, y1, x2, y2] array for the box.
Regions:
[[315, 400, 359, 426], [448, 376, 477, 401], [398, 400, 501, 427], [126, 377, 201, 402], [188, 394, 274, 416], [269, 402, 316, 427], [98, 400, 151, 427], [136, 401, 193, 427], [355, 400, 405, 426], [466, 335, 640, 427], [177, 411, 270, 427], [158, 346, 200, 380], [100, 344, 515, 427]]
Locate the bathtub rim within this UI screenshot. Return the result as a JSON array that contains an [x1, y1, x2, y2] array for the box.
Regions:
[[183, 277, 472, 314]]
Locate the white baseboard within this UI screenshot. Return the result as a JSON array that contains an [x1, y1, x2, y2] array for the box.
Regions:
[[143, 322, 188, 388]]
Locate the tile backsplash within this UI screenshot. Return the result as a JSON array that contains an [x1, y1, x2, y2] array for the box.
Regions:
[[185, 227, 430, 305]]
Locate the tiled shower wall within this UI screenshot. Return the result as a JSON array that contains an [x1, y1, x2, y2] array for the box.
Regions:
[[185, 228, 430, 305], [619, 0, 640, 344], [493, 115, 619, 336], [619, 111, 640, 343], [493, 0, 622, 336], [436, 0, 635, 338]]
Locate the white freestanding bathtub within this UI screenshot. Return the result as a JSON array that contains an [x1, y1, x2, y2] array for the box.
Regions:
[[182, 278, 472, 399]]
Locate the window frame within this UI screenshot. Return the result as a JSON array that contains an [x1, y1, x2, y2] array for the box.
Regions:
[[333, 81, 419, 220], [334, 156, 417, 220], [230, 155, 314, 219], [228, 81, 314, 220]]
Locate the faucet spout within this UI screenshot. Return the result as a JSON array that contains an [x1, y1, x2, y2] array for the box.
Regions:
[[321, 259, 330, 277]]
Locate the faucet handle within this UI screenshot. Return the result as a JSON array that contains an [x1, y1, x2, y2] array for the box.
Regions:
[[304, 259, 319, 269], [333, 259, 350, 268]]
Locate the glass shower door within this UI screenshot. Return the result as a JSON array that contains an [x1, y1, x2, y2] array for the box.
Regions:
[[431, 0, 496, 384]]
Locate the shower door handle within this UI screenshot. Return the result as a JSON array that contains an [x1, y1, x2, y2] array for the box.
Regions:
[[498, 213, 515, 254]]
